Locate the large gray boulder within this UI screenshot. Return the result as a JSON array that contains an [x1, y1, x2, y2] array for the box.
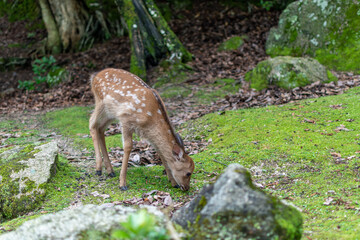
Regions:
[[266, 0, 360, 73], [172, 164, 303, 240], [0, 204, 166, 240], [245, 56, 336, 90], [0, 141, 58, 221]]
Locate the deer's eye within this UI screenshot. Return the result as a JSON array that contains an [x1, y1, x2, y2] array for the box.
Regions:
[[186, 172, 192, 177]]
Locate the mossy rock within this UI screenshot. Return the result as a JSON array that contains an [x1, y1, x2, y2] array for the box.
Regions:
[[245, 56, 336, 91], [218, 35, 247, 52], [172, 164, 303, 239], [266, 0, 360, 73], [0, 141, 58, 221], [0, 205, 166, 240]]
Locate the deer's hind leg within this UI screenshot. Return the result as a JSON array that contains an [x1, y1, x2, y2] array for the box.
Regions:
[[98, 120, 115, 177]]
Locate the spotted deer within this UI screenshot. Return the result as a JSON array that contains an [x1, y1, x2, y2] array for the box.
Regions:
[[89, 68, 195, 191]]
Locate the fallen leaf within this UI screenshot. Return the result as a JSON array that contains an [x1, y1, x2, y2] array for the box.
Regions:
[[323, 197, 334, 205]]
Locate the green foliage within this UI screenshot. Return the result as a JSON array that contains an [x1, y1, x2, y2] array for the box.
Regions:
[[18, 56, 68, 90], [259, 0, 275, 11], [0, 0, 40, 22], [112, 210, 169, 240]]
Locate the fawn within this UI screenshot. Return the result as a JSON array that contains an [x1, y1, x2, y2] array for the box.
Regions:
[[89, 68, 195, 191]]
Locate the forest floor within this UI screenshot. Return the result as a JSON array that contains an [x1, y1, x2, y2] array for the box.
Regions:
[[1, 1, 360, 239]]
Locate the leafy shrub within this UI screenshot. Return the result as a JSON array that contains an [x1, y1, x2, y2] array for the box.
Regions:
[[18, 56, 68, 90], [112, 210, 170, 240]]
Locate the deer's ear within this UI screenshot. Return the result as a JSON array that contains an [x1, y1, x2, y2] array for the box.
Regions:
[[172, 144, 184, 161]]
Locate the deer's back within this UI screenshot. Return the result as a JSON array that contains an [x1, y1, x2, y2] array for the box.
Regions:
[[91, 68, 162, 125]]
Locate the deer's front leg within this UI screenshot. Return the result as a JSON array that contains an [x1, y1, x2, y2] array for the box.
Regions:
[[119, 128, 133, 191]]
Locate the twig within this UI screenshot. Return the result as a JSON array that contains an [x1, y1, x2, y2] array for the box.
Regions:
[[212, 158, 228, 167]]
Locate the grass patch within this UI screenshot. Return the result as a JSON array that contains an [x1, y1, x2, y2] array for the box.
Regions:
[[193, 78, 240, 104], [2, 86, 360, 239], [183, 86, 360, 239], [44, 106, 123, 150]]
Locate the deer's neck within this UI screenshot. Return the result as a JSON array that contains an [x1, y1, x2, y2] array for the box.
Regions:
[[143, 119, 175, 162]]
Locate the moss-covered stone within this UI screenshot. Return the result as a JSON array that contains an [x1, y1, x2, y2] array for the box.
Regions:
[[0, 205, 167, 240], [245, 56, 336, 91], [217, 35, 247, 52], [172, 164, 303, 240], [266, 0, 360, 73], [0, 141, 58, 222]]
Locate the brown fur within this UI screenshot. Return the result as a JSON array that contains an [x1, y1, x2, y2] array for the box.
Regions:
[[89, 68, 195, 191]]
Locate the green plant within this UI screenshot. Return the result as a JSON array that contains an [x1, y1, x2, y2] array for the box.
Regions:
[[112, 210, 170, 240], [18, 56, 68, 90], [259, 0, 275, 10]]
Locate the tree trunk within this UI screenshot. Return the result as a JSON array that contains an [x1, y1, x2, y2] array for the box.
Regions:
[[116, 0, 192, 80], [38, 0, 61, 54], [48, 0, 89, 52], [39, 0, 89, 53]]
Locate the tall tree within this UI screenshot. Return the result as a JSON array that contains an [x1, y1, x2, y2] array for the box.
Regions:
[[116, 0, 192, 80]]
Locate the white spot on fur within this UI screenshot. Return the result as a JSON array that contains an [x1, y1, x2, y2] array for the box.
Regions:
[[137, 108, 142, 113], [126, 91, 141, 104], [126, 102, 136, 111], [142, 103, 146, 107], [147, 111, 152, 116], [157, 109, 161, 114]]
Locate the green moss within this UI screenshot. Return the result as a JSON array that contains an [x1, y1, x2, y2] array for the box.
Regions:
[[193, 79, 240, 104], [182, 86, 360, 238], [273, 64, 310, 90], [267, 1, 360, 73], [245, 61, 271, 90], [326, 70, 338, 83], [218, 36, 247, 52], [246, 57, 332, 91], [160, 86, 191, 99], [0, 144, 46, 221], [154, 62, 193, 88], [272, 198, 303, 239], [313, 2, 360, 73], [194, 196, 207, 213]]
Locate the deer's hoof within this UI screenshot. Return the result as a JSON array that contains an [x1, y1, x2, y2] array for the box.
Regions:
[[120, 186, 128, 191], [173, 184, 180, 188], [95, 170, 102, 176], [108, 172, 116, 178]]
